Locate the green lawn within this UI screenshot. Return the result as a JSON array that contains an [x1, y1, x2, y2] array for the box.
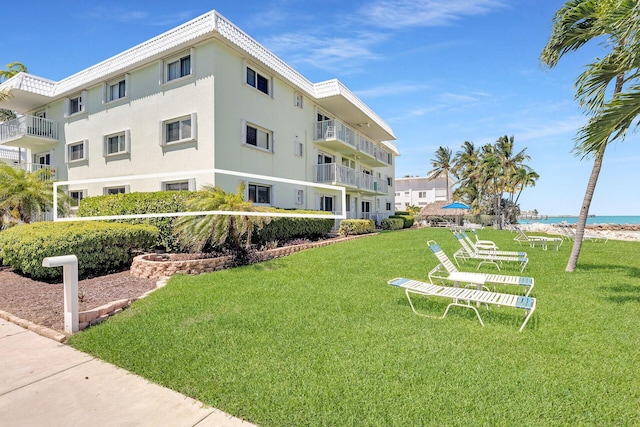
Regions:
[[70, 228, 640, 426]]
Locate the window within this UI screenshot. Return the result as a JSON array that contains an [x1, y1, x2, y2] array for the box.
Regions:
[[105, 75, 128, 103], [161, 114, 197, 145], [386, 202, 392, 211], [294, 92, 303, 108], [104, 130, 130, 156], [163, 51, 192, 83], [294, 141, 304, 157], [295, 189, 304, 205], [69, 190, 87, 207], [418, 191, 427, 198], [243, 122, 272, 152], [387, 176, 392, 186], [246, 66, 270, 95], [65, 91, 87, 117], [248, 184, 271, 204], [104, 186, 127, 195], [320, 195, 334, 212], [162, 179, 195, 191], [66, 140, 88, 163]]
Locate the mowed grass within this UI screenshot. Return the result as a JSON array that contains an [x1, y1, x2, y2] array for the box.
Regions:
[[70, 228, 640, 426]]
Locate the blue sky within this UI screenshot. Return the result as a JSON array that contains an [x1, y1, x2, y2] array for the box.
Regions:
[[4, 0, 639, 216]]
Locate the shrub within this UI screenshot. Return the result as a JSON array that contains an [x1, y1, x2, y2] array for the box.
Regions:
[[254, 209, 334, 245], [78, 191, 190, 251], [338, 219, 375, 236], [390, 215, 414, 228], [394, 210, 410, 216], [0, 222, 157, 280], [381, 218, 404, 230]]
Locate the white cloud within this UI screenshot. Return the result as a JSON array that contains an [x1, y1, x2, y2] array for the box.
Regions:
[[359, 0, 508, 29]]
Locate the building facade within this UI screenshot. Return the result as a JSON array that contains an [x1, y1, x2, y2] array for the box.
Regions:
[[394, 176, 452, 211], [0, 10, 398, 221]]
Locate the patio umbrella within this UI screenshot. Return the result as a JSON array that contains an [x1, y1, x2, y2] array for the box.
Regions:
[[442, 201, 470, 225]]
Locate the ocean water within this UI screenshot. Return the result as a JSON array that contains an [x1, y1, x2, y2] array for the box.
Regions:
[[520, 216, 640, 225]]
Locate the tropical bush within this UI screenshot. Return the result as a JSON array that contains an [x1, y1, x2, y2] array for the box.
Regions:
[[78, 191, 191, 251], [254, 210, 334, 245], [390, 214, 414, 228], [338, 219, 375, 236], [381, 218, 404, 230], [0, 221, 157, 280]]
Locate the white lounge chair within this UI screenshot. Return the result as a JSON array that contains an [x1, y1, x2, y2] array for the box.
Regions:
[[388, 277, 536, 332], [427, 240, 534, 296], [514, 226, 562, 251], [452, 232, 529, 272]]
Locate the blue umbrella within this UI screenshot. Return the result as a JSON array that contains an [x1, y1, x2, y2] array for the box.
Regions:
[[443, 201, 470, 210]]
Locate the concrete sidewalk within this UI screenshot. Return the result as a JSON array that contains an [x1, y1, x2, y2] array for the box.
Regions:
[[0, 319, 257, 426]]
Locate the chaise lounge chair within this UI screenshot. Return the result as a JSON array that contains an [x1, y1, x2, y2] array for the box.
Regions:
[[514, 226, 562, 251], [452, 232, 529, 272], [427, 240, 534, 296], [387, 277, 536, 332]]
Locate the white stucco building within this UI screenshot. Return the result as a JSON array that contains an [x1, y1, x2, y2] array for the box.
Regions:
[[0, 10, 398, 221], [394, 176, 452, 211]]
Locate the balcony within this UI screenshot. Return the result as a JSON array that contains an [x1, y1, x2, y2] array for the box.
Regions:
[[7, 162, 56, 180], [358, 136, 391, 167], [314, 120, 359, 156], [315, 163, 388, 195], [0, 115, 59, 150]]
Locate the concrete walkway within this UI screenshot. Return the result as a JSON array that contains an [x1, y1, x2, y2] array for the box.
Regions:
[[0, 318, 257, 426]]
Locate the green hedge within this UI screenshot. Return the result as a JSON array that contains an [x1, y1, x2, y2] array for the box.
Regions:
[[338, 219, 375, 236], [0, 222, 157, 280], [78, 191, 191, 251], [381, 218, 404, 230], [254, 209, 334, 245], [390, 215, 414, 228]]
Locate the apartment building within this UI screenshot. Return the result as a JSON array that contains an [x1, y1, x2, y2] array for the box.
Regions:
[[394, 176, 452, 210], [0, 10, 398, 221]]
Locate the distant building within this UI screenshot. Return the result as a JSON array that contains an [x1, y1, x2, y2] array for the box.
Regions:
[[0, 147, 26, 164], [394, 175, 452, 211]]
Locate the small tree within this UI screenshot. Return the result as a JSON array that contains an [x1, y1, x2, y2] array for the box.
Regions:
[[174, 182, 271, 257]]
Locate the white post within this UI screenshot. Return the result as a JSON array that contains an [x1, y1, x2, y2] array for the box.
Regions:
[[42, 255, 78, 334]]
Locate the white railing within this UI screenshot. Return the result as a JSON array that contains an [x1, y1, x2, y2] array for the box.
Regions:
[[358, 173, 388, 193], [315, 163, 357, 187], [315, 119, 357, 148], [10, 162, 53, 174], [0, 115, 58, 143]]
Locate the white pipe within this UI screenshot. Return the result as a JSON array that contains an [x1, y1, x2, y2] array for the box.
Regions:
[[42, 255, 78, 334]]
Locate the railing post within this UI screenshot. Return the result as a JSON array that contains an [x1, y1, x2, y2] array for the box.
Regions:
[[42, 255, 79, 334]]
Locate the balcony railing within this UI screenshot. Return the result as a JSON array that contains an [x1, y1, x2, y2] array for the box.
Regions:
[[315, 119, 357, 148], [0, 115, 59, 144], [7, 162, 55, 180], [315, 163, 388, 194]]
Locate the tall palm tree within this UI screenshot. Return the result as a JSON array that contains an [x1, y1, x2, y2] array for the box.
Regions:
[[174, 182, 271, 254], [452, 141, 481, 213], [427, 146, 453, 202], [541, 0, 638, 272]]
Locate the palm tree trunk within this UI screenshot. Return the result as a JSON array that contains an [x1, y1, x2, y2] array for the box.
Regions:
[[565, 149, 604, 272], [566, 72, 623, 272]]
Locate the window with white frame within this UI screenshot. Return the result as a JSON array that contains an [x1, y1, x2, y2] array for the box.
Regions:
[[105, 75, 128, 103], [246, 66, 270, 95], [65, 91, 87, 117], [294, 141, 304, 157], [104, 130, 130, 156], [386, 202, 392, 211], [387, 176, 392, 186], [163, 50, 192, 83], [162, 179, 195, 191], [69, 190, 87, 207], [294, 92, 303, 108], [66, 140, 88, 163], [320, 195, 334, 212], [418, 191, 427, 198], [104, 186, 127, 195], [243, 122, 272, 152], [248, 183, 271, 204], [161, 114, 197, 146], [295, 189, 304, 205]]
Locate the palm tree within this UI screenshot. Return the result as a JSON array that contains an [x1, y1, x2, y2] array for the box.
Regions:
[[452, 141, 481, 213], [174, 182, 271, 254], [541, 0, 638, 271], [0, 163, 57, 224], [427, 146, 453, 202], [0, 62, 27, 122]]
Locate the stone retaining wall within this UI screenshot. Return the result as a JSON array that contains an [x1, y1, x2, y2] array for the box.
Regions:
[[131, 234, 373, 280]]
